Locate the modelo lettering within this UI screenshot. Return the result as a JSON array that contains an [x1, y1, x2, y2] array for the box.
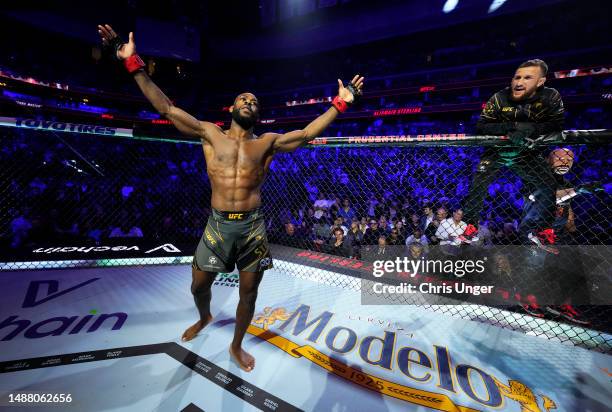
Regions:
[[278, 304, 521, 408]]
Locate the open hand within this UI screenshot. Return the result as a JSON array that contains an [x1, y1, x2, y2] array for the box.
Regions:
[[97, 24, 136, 60], [338, 75, 365, 103]]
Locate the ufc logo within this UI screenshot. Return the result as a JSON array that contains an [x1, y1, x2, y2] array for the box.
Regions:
[[228, 213, 244, 220], [205, 229, 216, 245]]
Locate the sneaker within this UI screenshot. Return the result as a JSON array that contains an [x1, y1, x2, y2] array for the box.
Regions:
[[464, 223, 478, 239], [459, 224, 480, 244], [537, 228, 556, 244], [521, 303, 546, 318], [528, 231, 559, 255], [545, 305, 591, 326], [518, 294, 546, 318]]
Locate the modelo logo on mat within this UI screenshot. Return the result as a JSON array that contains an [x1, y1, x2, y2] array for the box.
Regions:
[[32, 243, 181, 254], [0, 279, 127, 341], [249, 304, 558, 412]]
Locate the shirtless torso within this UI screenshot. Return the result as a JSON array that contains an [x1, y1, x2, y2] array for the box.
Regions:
[[203, 129, 274, 211]]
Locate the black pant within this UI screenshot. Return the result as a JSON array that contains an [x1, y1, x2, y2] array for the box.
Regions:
[[463, 149, 557, 241]]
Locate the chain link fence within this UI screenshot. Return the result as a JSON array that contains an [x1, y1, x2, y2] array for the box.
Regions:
[[1, 125, 610, 352]]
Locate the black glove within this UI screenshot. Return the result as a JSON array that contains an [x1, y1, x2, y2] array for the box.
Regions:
[[508, 122, 537, 147], [346, 82, 362, 105], [102, 34, 124, 61]]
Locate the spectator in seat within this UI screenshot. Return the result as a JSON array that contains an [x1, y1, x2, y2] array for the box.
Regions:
[[346, 221, 364, 257], [338, 198, 356, 222], [363, 235, 393, 261], [407, 242, 427, 261], [408, 213, 421, 233], [275, 223, 311, 249], [495, 222, 521, 245], [379, 215, 391, 234], [313, 192, 332, 215], [359, 217, 369, 234], [425, 207, 447, 245], [9, 208, 32, 249], [313, 213, 331, 239], [326, 226, 351, 257], [387, 228, 403, 246], [405, 228, 429, 247], [393, 219, 407, 243], [364, 219, 384, 245], [331, 216, 348, 236], [420, 203, 435, 232], [435, 208, 467, 245], [367, 194, 379, 218]]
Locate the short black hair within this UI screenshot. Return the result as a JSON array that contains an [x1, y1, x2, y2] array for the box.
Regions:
[[518, 59, 548, 76]]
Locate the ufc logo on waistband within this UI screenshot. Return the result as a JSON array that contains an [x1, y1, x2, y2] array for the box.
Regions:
[[228, 213, 244, 220]]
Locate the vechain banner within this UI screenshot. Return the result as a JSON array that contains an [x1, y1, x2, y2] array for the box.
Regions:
[[0, 241, 193, 263], [0, 117, 133, 138]]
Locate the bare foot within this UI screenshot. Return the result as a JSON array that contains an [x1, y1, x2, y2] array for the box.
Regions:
[[181, 314, 213, 342], [229, 346, 255, 372]]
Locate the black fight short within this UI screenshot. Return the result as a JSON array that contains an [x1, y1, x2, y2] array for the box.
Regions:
[[192, 208, 273, 273]]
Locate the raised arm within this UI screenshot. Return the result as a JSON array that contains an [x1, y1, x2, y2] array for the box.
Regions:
[[272, 75, 364, 153], [131, 71, 215, 140], [97, 24, 216, 142]]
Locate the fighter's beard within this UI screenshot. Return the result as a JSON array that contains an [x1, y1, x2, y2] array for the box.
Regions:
[[231, 108, 257, 130]]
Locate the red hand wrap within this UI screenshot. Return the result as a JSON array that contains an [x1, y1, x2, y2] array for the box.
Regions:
[[332, 96, 348, 113], [537, 228, 556, 245], [124, 54, 145, 74]]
